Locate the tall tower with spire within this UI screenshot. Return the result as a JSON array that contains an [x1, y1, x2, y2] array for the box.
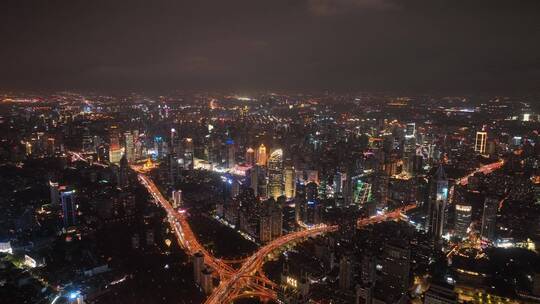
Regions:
[[427, 164, 449, 244]]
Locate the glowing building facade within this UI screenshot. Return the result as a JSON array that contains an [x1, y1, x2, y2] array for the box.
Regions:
[[267, 149, 284, 199], [454, 204, 472, 238], [245, 147, 255, 166], [257, 144, 267, 166], [475, 131, 487, 155], [284, 166, 296, 200]]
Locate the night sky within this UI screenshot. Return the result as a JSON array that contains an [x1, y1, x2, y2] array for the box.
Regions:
[[1, 0, 540, 93]]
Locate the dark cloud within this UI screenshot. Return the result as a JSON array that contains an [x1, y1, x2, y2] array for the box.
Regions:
[[0, 0, 539, 93], [308, 0, 399, 16]]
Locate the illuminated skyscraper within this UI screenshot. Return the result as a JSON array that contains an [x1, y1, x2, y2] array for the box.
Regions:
[[481, 196, 498, 241], [284, 166, 295, 200], [333, 172, 344, 194], [61, 189, 77, 228], [454, 204, 472, 238], [49, 180, 60, 205], [124, 131, 134, 163], [109, 131, 123, 165], [183, 138, 194, 169], [170, 128, 177, 154], [267, 149, 284, 199], [245, 147, 255, 166], [475, 131, 487, 155], [405, 122, 416, 137], [427, 165, 448, 243], [257, 144, 267, 166], [403, 123, 416, 176], [172, 189, 182, 209]]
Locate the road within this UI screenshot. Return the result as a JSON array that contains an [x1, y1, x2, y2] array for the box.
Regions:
[[137, 173, 235, 277], [135, 169, 416, 304], [206, 202, 417, 304], [67, 151, 108, 167], [72, 150, 504, 303], [68, 150, 418, 302], [456, 160, 504, 186]]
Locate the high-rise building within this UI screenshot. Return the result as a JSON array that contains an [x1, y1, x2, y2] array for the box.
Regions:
[[361, 255, 376, 285], [245, 147, 255, 166], [226, 139, 235, 169], [306, 181, 318, 203], [109, 131, 123, 165], [61, 189, 77, 228], [533, 273, 540, 297], [454, 204, 472, 238], [333, 172, 344, 194], [118, 154, 129, 189], [295, 182, 307, 224], [271, 205, 283, 239], [427, 165, 449, 244], [284, 166, 296, 200], [486, 140, 497, 157], [82, 134, 94, 153], [258, 178, 268, 199], [403, 123, 417, 176], [172, 189, 182, 209], [259, 215, 272, 243], [475, 131, 487, 155], [379, 243, 411, 297], [481, 196, 499, 241], [49, 180, 60, 205], [168, 152, 179, 185], [306, 170, 319, 184], [46, 137, 55, 155], [339, 256, 353, 290], [250, 165, 259, 197], [134, 139, 143, 160], [257, 144, 267, 166], [267, 149, 284, 199], [424, 283, 458, 304], [201, 266, 214, 295], [146, 230, 154, 246], [405, 122, 416, 137], [356, 284, 373, 304], [193, 251, 204, 285], [231, 180, 240, 198], [374, 173, 389, 209], [170, 128, 177, 154], [183, 138, 194, 169], [123, 131, 134, 163]]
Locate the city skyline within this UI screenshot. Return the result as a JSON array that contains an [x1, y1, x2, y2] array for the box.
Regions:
[[2, 1, 540, 304]]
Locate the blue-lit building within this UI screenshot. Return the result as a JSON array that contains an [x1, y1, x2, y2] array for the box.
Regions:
[[61, 189, 77, 228]]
